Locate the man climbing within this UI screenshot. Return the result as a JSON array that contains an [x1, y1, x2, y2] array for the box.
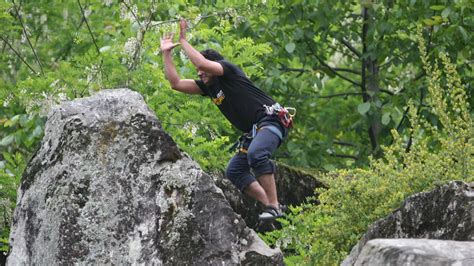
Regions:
[[160, 19, 293, 222]]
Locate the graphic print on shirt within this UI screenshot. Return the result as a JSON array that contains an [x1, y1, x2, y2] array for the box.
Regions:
[[212, 89, 225, 105]]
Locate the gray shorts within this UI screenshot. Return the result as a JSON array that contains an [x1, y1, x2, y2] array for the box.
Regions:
[[225, 123, 285, 191]]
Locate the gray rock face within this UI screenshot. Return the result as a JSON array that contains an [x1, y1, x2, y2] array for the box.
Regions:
[[343, 181, 474, 265], [354, 239, 474, 265], [7, 89, 283, 265]]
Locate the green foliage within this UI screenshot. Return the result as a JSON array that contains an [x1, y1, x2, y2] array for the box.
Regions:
[[0, 0, 472, 260], [262, 26, 473, 265], [238, 0, 473, 169], [0, 102, 44, 252], [0, 151, 27, 253]]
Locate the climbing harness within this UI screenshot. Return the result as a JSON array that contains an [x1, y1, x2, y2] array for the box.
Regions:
[[229, 103, 294, 154], [236, 134, 252, 154], [228, 124, 283, 154], [263, 103, 296, 128]]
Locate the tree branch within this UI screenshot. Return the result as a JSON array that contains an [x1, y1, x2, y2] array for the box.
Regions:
[[0, 36, 38, 74], [77, 0, 100, 55], [361, 7, 369, 102], [333, 140, 356, 147], [287, 2, 360, 87], [326, 42, 359, 61], [2, 37, 7, 53], [12, 0, 44, 76], [380, 89, 394, 96], [77, 0, 110, 87], [392, 72, 425, 95], [119, 0, 141, 27], [304, 39, 361, 87], [328, 67, 361, 75], [280, 66, 361, 75], [395, 106, 410, 132], [319, 92, 368, 99], [379, 44, 416, 69], [330, 153, 358, 160], [149, 11, 229, 29], [339, 38, 361, 58], [127, 0, 156, 73], [56, 16, 86, 61]]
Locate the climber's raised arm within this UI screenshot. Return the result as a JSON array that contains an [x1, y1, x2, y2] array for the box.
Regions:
[[161, 33, 202, 95], [178, 19, 224, 76]]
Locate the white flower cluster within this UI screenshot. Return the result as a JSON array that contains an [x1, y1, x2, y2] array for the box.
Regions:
[[24, 92, 54, 116], [103, 0, 113, 7], [387, 85, 402, 95], [84, 8, 92, 18], [183, 122, 198, 137], [119, 1, 139, 24], [40, 14, 47, 24], [224, 8, 237, 18], [222, 8, 246, 28], [0, 198, 13, 226], [23, 80, 70, 115], [124, 37, 138, 57], [193, 15, 202, 25], [179, 51, 187, 63], [62, 8, 69, 20], [232, 16, 245, 28], [86, 64, 100, 84], [122, 37, 139, 66], [20, 28, 28, 44], [3, 94, 13, 108]]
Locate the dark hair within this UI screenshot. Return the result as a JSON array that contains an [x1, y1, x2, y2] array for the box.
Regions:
[[200, 49, 224, 61]]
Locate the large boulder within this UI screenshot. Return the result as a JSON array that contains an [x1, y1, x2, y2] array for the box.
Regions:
[[343, 181, 474, 265], [353, 239, 474, 265], [7, 89, 283, 265]]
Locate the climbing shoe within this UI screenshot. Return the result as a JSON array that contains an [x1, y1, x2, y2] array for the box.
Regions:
[[258, 205, 284, 222]]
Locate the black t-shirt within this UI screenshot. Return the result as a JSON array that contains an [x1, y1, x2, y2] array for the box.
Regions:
[[195, 60, 276, 133]]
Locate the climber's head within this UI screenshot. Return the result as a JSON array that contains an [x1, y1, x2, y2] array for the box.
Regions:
[[200, 49, 224, 61], [197, 49, 224, 85]]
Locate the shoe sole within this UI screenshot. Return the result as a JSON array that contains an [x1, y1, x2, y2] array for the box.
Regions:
[[258, 215, 283, 222]]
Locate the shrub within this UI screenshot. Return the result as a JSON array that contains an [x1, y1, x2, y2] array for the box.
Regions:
[[263, 26, 473, 265]]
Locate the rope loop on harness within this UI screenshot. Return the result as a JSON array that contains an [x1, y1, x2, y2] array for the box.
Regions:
[[263, 103, 295, 128]]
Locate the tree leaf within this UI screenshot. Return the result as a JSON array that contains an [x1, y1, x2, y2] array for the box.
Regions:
[[0, 135, 14, 146], [32, 125, 43, 138], [382, 112, 391, 125], [2, 151, 14, 165], [360, 0, 372, 8], [315, 78, 322, 90], [441, 8, 451, 19], [423, 19, 436, 26], [458, 26, 468, 42], [357, 102, 371, 115], [285, 42, 296, 53], [323, 164, 336, 171], [430, 5, 445, 11], [322, 67, 335, 77], [99, 46, 111, 53], [4, 115, 20, 127]]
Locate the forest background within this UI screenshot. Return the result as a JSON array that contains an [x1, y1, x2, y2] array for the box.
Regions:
[[0, 0, 472, 264]]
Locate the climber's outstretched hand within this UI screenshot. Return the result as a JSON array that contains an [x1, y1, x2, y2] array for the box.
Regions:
[[179, 19, 187, 41], [160, 33, 179, 52]]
